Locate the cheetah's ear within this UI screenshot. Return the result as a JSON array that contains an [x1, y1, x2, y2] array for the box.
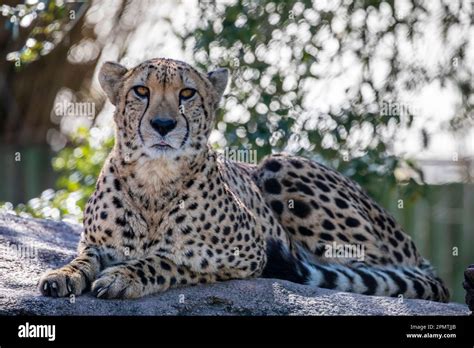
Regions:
[[99, 62, 128, 106], [207, 68, 229, 101]]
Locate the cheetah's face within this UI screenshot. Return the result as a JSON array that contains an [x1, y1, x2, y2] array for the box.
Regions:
[[99, 58, 228, 162]]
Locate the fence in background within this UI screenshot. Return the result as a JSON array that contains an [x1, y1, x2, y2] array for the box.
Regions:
[[0, 145, 56, 205], [380, 184, 473, 303]]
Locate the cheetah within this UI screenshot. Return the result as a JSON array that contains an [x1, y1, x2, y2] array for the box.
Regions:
[[39, 57, 461, 305]]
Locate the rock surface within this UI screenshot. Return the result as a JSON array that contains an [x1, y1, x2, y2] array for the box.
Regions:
[[0, 213, 470, 316]]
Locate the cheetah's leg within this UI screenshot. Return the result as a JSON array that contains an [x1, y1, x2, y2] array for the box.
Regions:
[[262, 239, 450, 302], [90, 255, 217, 299], [39, 246, 101, 297]]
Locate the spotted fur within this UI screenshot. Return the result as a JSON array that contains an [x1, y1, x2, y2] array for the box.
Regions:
[[39, 58, 449, 302]]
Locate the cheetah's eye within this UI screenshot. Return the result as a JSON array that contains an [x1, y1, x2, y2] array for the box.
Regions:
[[132, 86, 149, 98], [179, 88, 196, 100]]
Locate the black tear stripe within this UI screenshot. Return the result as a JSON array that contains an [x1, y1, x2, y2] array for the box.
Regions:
[[178, 100, 190, 148], [137, 93, 150, 146]]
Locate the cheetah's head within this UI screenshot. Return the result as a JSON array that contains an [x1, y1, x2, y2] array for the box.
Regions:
[[99, 58, 228, 163]]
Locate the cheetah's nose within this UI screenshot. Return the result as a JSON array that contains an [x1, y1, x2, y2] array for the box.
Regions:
[[150, 117, 177, 136]]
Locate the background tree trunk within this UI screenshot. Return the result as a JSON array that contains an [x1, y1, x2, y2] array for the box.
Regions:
[[0, 2, 95, 145], [0, 1, 96, 204]]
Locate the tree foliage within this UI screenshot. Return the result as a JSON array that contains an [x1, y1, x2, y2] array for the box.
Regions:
[[182, 0, 472, 200], [2, 0, 473, 220], [1, 0, 88, 67], [11, 127, 113, 220]]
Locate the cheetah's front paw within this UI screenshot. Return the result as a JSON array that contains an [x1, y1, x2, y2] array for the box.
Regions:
[[39, 267, 89, 297], [92, 266, 144, 299]]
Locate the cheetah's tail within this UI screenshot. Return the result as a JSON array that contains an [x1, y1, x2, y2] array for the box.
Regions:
[[261, 239, 450, 303]]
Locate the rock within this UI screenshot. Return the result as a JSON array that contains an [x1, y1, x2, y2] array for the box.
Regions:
[[0, 213, 470, 316]]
